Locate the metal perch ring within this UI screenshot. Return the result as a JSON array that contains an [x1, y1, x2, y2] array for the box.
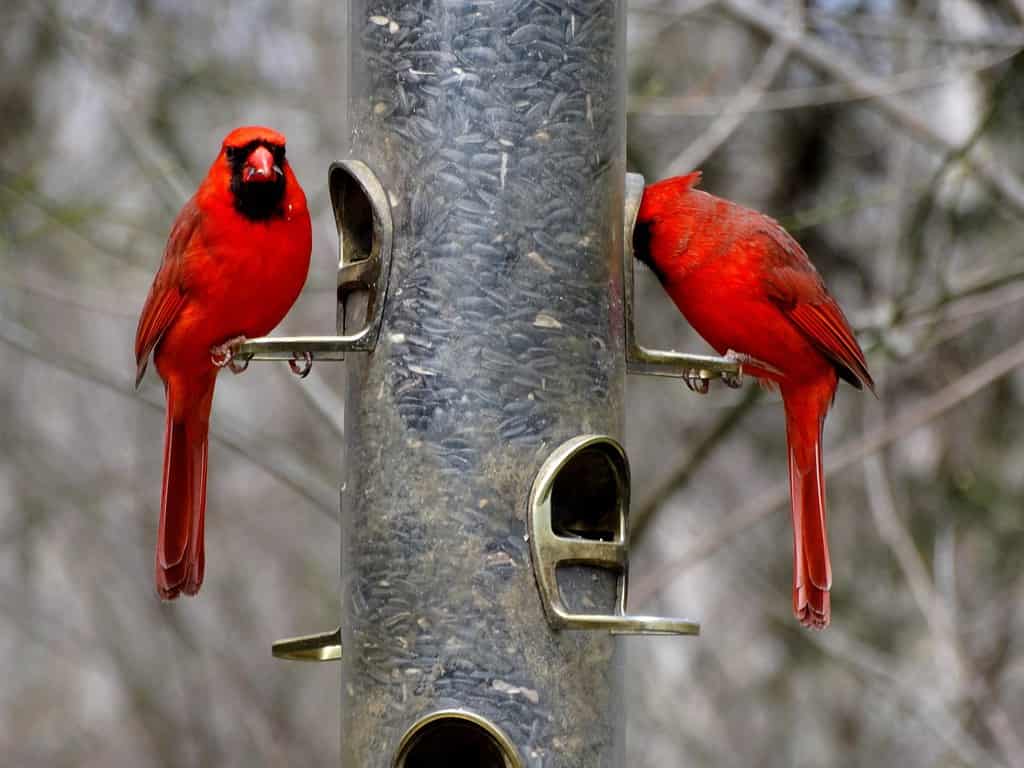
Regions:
[[228, 355, 250, 375], [288, 351, 313, 378]]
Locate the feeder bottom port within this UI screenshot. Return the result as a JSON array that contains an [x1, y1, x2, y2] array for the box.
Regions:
[[393, 710, 522, 768]]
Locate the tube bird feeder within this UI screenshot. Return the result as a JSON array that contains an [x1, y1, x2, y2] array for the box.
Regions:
[[339, 1, 637, 761], [234, 1, 743, 765]]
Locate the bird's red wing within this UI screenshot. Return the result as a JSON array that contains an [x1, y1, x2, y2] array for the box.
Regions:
[[134, 199, 201, 388], [787, 298, 874, 393], [756, 229, 875, 393], [134, 282, 186, 387]]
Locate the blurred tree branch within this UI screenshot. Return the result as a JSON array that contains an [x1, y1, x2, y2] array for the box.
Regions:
[[635, 48, 1017, 116], [804, 621, 1009, 768], [901, 57, 1016, 310], [631, 332, 1024, 606], [664, 38, 792, 175], [663, 0, 800, 175], [633, 257, 1024, 543], [863, 452, 1024, 768], [632, 384, 761, 539], [719, 0, 1024, 215], [0, 315, 338, 520]]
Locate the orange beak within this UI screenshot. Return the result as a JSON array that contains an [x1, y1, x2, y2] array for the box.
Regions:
[[243, 146, 281, 182]]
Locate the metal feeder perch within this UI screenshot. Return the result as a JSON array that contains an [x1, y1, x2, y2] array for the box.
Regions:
[[228, 2, 744, 765], [233, 159, 396, 368], [528, 434, 698, 636]]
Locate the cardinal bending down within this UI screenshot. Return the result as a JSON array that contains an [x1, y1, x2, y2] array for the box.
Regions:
[[134, 126, 311, 598], [633, 172, 874, 629]]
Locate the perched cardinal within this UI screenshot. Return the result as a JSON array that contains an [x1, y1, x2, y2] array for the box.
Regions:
[[634, 172, 874, 629], [134, 126, 311, 598]]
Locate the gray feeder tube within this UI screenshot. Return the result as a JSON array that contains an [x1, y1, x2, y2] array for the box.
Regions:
[[339, 0, 628, 765]]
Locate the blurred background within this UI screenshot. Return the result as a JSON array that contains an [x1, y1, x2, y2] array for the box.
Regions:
[[1, 0, 1022, 766]]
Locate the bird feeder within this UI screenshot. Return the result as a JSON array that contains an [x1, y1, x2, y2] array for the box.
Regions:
[[233, 1, 742, 766]]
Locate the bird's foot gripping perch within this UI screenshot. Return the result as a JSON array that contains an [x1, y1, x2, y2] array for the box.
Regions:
[[722, 349, 786, 389], [210, 336, 251, 374], [721, 349, 749, 389], [682, 351, 749, 394]]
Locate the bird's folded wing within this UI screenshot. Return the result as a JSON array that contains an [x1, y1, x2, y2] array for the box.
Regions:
[[764, 260, 875, 393], [134, 284, 187, 387], [134, 199, 201, 388]]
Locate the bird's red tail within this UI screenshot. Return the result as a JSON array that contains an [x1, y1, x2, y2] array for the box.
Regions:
[[782, 387, 832, 629], [157, 379, 215, 599]]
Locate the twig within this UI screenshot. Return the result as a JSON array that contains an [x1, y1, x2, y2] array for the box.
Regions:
[[630, 334, 1024, 605], [43, 2, 192, 210], [863, 455, 963, 682], [803, 7, 1024, 48], [0, 169, 145, 269], [805, 622, 1009, 768], [0, 269, 140, 318], [664, 37, 792, 176], [986, 709, 1024, 768], [717, 0, 1024, 216], [1010, 0, 1024, 27], [662, 0, 802, 175], [693, 554, 1008, 768], [630, 4, 1024, 48], [887, 262, 1024, 329], [634, 48, 1017, 116], [0, 314, 338, 521], [632, 385, 761, 539], [279, 363, 345, 440], [900, 59, 1016, 313], [628, 0, 723, 69]]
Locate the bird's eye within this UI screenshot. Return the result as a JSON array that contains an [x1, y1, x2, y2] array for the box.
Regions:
[[273, 146, 286, 163], [225, 147, 238, 162]]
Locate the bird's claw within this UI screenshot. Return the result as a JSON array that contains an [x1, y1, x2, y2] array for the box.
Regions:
[[682, 350, 747, 393], [721, 350, 745, 389], [210, 336, 250, 375], [684, 370, 711, 394], [723, 348, 783, 384], [721, 371, 743, 389], [289, 351, 313, 378]]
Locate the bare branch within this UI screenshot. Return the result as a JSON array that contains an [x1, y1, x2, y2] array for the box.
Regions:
[[718, 0, 1024, 215], [863, 455, 963, 681], [630, 5, 1024, 48], [279, 363, 345, 440], [632, 384, 761, 539], [0, 314, 338, 521], [634, 48, 1017, 116], [663, 37, 792, 176], [632, 261, 1024, 549], [630, 334, 1024, 606], [858, 261, 1024, 333], [1008, 0, 1024, 27], [804, 622, 1009, 768]]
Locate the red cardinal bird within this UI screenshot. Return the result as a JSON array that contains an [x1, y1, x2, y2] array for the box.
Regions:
[[134, 126, 311, 598], [634, 172, 874, 629]]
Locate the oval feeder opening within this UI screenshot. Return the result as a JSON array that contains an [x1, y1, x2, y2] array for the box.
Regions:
[[329, 160, 394, 338], [548, 440, 625, 613], [332, 164, 375, 264], [550, 443, 623, 542], [529, 435, 701, 634], [393, 710, 522, 768]]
